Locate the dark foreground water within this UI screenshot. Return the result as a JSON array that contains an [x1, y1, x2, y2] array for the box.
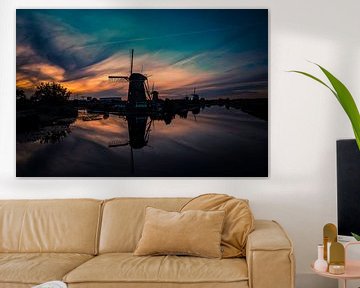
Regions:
[[16, 107, 268, 177]]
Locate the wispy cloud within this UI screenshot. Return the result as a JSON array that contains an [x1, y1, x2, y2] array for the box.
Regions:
[[76, 27, 238, 49], [16, 10, 268, 99], [17, 12, 109, 72]]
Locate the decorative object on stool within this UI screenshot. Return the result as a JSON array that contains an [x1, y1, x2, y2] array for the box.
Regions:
[[323, 223, 337, 262], [314, 244, 328, 272], [312, 225, 360, 288], [329, 242, 345, 275]]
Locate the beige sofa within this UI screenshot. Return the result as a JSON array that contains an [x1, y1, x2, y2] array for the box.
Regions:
[[0, 198, 295, 288]]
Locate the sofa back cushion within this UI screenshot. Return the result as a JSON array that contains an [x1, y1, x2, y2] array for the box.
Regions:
[[99, 198, 189, 253], [181, 194, 254, 258], [0, 199, 102, 254]]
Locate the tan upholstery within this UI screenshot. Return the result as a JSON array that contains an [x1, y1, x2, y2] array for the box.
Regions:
[[63, 253, 248, 285], [99, 198, 190, 253], [0, 199, 102, 254], [0, 253, 93, 285], [68, 283, 249, 288], [181, 194, 255, 258], [0, 284, 33, 288], [0, 198, 295, 288], [246, 220, 295, 288], [134, 207, 225, 258]]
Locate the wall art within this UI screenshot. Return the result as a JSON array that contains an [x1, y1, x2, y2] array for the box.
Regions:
[[16, 9, 268, 177]]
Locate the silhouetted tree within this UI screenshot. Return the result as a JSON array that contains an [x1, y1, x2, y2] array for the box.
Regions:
[[16, 88, 26, 101], [32, 82, 71, 104]]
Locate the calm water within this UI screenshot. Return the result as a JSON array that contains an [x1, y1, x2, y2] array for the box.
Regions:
[[16, 107, 268, 177]]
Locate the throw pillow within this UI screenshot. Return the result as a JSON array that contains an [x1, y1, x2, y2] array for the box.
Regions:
[[134, 207, 225, 258], [181, 193, 254, 258]]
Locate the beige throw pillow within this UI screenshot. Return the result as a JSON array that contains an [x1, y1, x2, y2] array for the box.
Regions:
[[134, 207, 225, 258], [181, 193, 255, 258]]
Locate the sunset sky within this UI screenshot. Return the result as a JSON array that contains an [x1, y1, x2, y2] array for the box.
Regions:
[[16, 9, 268, 100]]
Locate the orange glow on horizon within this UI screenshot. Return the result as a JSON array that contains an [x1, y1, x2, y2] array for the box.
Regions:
[[16, 50, 215, 98]]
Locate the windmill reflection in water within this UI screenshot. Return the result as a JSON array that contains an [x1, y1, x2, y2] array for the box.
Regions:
[[106, 49, 200, 174], [108, 115, 153, 174], [107, 49, 158, 173]]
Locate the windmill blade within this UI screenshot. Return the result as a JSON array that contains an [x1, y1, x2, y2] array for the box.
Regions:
[[129, 49, 134, 75], [144, 79, 152, 100], [108, 76, 129, 82], [144, 119, 153, 143]]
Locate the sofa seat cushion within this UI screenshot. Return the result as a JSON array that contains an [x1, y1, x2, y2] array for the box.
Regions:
[[64, 253, 248, 285], [0, 253, 93, 285], [67, 283, 249, 288]]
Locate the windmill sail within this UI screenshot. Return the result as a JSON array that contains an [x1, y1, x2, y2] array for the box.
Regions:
[[108, 49, 149, 108]]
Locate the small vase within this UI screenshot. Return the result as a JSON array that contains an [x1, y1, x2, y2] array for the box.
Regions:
[[314, 244, 328, 272]]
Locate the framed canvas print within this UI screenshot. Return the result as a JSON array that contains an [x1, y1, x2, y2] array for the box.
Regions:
[[16, 9, 268, 177]]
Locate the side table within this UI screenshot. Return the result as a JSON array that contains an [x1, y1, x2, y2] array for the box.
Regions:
[[311, 242, 360, 288]]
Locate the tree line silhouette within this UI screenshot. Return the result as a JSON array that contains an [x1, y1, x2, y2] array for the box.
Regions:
[[17, 82, 72, 107]]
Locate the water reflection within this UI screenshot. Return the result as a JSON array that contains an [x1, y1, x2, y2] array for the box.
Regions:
[[17, 118, 75, 144], [107, 115, 152, 174], [16, 105, 268, 177]]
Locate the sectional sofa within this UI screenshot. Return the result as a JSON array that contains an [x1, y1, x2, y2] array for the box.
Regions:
[[0, 198, 295, 288]]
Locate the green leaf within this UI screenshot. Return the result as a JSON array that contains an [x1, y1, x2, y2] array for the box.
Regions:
[[288, 70, 337, 99], [351, 232, 360, 241], [289, 64, 360, 150], [316, 64, 360, 150]]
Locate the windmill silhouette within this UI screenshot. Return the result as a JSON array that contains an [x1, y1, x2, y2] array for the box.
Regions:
[[108, 49, 152, 108], [151, 83, 159, 101], [191, 87, 199, 101]]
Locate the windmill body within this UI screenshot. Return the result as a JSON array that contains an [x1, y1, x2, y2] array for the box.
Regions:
[[191, 88, 199, 101], [128, 73, 148, 107], [108, 49, 150, 109]]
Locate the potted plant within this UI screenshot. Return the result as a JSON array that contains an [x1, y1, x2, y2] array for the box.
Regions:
[[290, 64, 360, 240], [352, 233, 360, 241]]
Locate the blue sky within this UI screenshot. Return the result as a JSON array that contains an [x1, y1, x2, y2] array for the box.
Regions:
[[16, 9, 268, 99]]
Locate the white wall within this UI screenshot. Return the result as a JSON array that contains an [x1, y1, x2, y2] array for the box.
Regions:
[[1, 1, 359, 287]]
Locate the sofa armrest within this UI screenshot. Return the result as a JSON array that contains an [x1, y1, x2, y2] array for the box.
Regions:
[[246, 220, 295, 288]]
